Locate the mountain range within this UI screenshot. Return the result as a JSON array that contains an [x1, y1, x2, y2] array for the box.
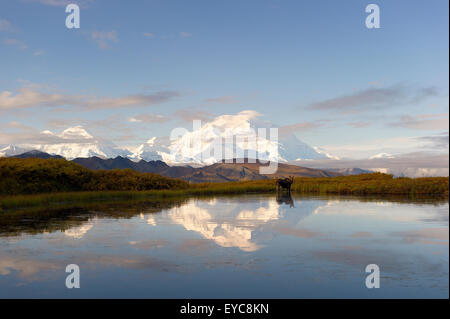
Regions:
[[9, 150, 347, 183], [1, 118, 334, 164], [1, 120, 374, 181]]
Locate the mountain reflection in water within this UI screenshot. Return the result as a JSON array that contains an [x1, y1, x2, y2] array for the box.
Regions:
[[0, 194, 448, 298]]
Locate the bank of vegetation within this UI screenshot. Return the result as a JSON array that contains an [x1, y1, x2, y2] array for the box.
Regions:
[[291, 173, 449, 196], [0, 157, 188, 194], [0, 158, 448, 210]]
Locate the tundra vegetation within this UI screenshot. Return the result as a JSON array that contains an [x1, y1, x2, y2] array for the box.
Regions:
[[0, 158, 448, 210]]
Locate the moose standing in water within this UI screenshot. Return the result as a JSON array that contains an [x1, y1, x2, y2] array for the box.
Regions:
[[276, 176, 294, 193]]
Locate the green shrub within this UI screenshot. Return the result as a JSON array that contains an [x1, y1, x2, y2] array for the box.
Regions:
[[0, 158, 188, 195]]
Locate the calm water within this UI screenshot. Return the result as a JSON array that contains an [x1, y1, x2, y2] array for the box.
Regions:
[[0, 194, 448, 298]]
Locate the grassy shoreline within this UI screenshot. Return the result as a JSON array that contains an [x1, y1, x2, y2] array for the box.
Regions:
[[0, 182, 275, 210], [1, 158, 448, 211], [1, 174, 448, 211]]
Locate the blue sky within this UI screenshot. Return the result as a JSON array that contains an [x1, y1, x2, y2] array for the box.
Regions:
[[0, 0, 448, 159]]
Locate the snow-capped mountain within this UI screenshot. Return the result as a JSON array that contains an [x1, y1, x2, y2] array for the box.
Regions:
[[36, 127, 132, 159], [127, 136, 171, 162], [1, 112, 337, 164], [312, 146, 340, 160], [3, 126, 131, 160], [129, 110, 331, 164], [0, 144, 31, 157], [162, 110, 281, 165], [277, 135, 330, 161]]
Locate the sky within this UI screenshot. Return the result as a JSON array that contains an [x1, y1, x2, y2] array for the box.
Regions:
[[0, 0, 448, 163]]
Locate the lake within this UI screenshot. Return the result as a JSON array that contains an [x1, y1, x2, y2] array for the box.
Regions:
[[0, 194, 448, 298]]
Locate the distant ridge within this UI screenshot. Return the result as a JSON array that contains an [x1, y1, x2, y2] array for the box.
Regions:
[[72, 156, 169, 173], [12, 150, 63, 159], [9, 151, 359, 182], [177, 159, 342, 183], [71, 156, 342, 182]]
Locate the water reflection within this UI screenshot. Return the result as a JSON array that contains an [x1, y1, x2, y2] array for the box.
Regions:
[[0, 194, 448, 298], [64, 223, 94, 239], [0, 199, 186, 237], [276, 192, 295, 207], [165, 199, 282, 251]]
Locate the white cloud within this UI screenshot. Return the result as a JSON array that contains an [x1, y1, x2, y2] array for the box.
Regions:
[[319, 134, 448, 159], [0, 19, 13, 32], [0, 87, 68, 109], [295, 152, 449, 177], [0, 86, 182, 110], [416, 132, 449, 149], [91, 31, 118, 49], [388, 113, 449, 131], [129, 114, 168, 124], [33, 49, 45, 56], [3, 38, 27, 50], [179, 32, 192, 38], [308, 84, 439, 113]]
